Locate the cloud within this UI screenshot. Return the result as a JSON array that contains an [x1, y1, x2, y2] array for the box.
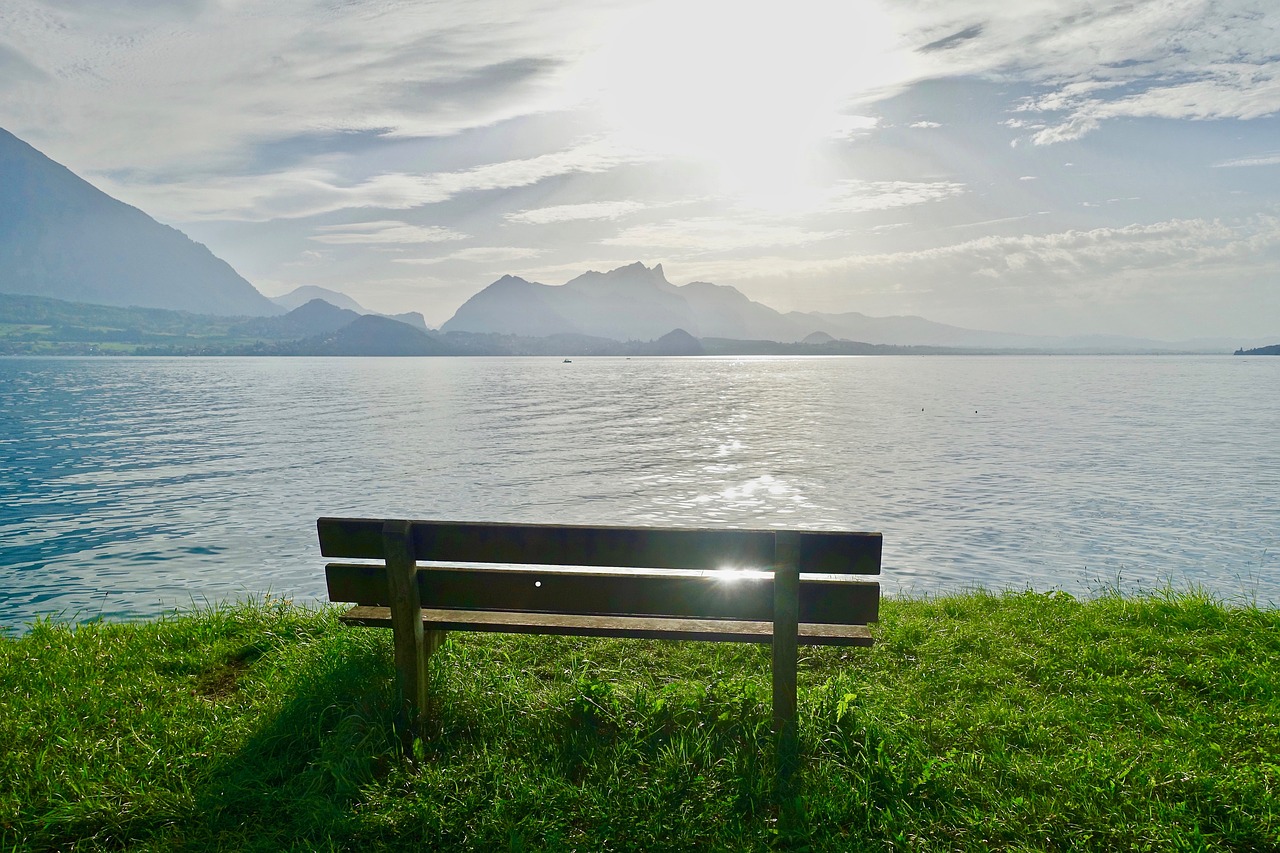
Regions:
[[1213, 151, 1280, 168], [822, 180, 966, 214], [506, 200, 648, 224], [3, 0, 1276, 341], [603, 218, 844, 253], [0, 42, 47, 84], [310, 220, 468, 244], [394, 246, 542, 265], [99, 137, 647, 221], [1027, 67, 1280, 145], [389, 56, 562, 114], [0, 0, 606, 174], [831, 115, 880, 138], [8, 0, 1278, 178], [918, 24, 984, 53], [678, 216, 1280, 288], [1001, 5, 1280, 143], [943, 213, 1048, 231], [868, 217, 1280, 283]]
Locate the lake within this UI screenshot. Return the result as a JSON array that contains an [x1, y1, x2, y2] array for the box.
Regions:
[[1, 355, 1277, 631]]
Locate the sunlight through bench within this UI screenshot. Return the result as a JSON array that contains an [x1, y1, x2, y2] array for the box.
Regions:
[[318, 518, 881, 777]]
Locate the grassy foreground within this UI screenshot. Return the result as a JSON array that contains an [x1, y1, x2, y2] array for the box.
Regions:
[[1, 590, 1277, 851]]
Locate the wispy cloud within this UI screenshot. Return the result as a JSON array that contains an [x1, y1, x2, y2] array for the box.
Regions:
[[0, 0, 604, 173], [98, 138, 648, 221], [602, 218, 844, 252], [394, 246, 542, 265], [831, 115, 880, 138], [724, 216, 1280, 283], [656, 214, 1280, 338], [311, 221, 468, 245], [981, 3, 1280, 145], [1027, 69, 1280, 145], [822, 180, 965, 214], [918, 24, 984, 53], [506, 200, 648, 225], [1213, 152, 1280, 168]]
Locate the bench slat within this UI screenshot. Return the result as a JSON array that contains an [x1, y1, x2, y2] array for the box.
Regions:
[[318, 518, 881, 575], [326, 562, 879, 625], [339, 605, 875, 647]]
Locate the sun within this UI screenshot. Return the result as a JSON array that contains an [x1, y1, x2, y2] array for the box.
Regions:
[[584, 0, 907, 212]]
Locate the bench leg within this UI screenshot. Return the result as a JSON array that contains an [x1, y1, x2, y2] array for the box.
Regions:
[[384, 521, 432, 740], [772, 532, 801, 790]]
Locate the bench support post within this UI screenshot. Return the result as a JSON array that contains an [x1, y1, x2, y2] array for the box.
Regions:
[[384, 520, 431, 739], [772, 531, 801, 791]]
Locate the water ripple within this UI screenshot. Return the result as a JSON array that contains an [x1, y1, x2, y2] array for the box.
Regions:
[[2, 355, 1277, 630]]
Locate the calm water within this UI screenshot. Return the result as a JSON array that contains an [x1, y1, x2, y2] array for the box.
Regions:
[[2, 355, 1277, 630]]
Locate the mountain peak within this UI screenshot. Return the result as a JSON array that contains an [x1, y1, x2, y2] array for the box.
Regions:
[[271, 285, 366, 314], [617, 260, 667, 281], [564, 261, 673, 293], [494, 274, 534, 287], [651, 327, 704, 355]]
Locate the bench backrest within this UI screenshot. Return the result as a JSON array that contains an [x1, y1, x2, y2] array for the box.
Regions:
[[320, 518, 881, 625]]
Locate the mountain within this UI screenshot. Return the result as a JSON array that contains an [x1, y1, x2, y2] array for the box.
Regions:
[[441, 261, 1033, 345], [12, 289, 1231, 358], [673, 279, 807, 340], [232, 298, 362, 338], [271, 285, 367, 313], [441, 274, 590, 337], [443, 262, 799, 341], [791, 310, 1040, 349], [442, 262, 1004, 344], [271, 285, 429, 330], [441, 262, 1262, 352], [293, 314, 447, 356], [0, 128, 280, 316], [386, 311, 429, 331], [650, 328, 705, 356]]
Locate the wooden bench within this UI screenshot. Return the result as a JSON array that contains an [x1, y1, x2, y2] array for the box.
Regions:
[[318, 518, 881, 774]]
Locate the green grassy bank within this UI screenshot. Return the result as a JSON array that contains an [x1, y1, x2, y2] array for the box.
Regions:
[[2, 590, 1277, 851]]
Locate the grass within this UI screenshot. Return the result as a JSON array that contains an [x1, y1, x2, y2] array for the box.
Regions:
[[1, 589, 1277, 851]]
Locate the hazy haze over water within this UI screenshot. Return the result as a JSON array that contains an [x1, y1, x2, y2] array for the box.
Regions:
[[1, 355, 1276, 630]]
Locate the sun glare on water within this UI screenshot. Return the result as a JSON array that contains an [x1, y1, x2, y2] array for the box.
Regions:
[[587, 0, 907, 213]]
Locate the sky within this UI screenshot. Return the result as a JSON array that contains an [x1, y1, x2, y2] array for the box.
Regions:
[[1, 0, 1278, 340]]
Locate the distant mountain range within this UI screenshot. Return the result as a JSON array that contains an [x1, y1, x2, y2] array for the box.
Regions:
[[443, 262, 1266, 353], [8, 288, 1272, 358], [269, 285, 427, 330], [0, 292, 742, 356], [1, 127, 1273, 353], [443, 261, 1021, 344]]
